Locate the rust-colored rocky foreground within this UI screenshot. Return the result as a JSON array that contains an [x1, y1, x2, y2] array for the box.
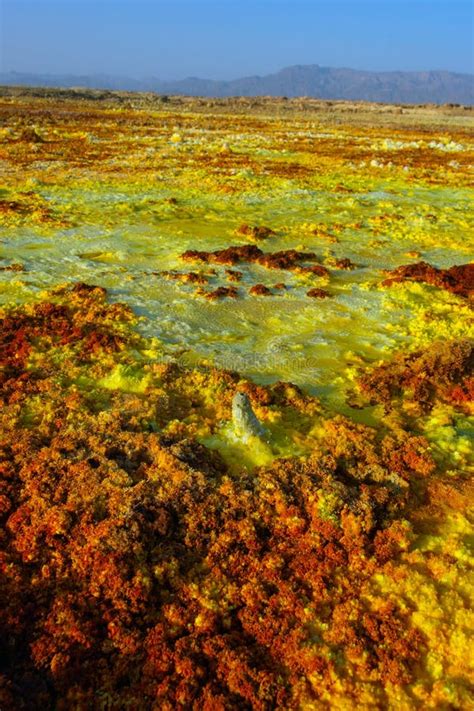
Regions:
[[0, 285, 472, 709]]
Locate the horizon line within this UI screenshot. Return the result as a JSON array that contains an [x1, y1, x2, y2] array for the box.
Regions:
[[2, 64, 474, 82]]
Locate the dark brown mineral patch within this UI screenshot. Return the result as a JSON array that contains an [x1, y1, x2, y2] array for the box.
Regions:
[[249, 284, 272, 296], [200, 286, 239, 300], [70, 282, 108, 298], [0, 200, 26, 214], [225, 269, 243, 282], [19, 127, 45, 143], [258, 249, 317, 270], [307, 288, 330, 298], [382, 261, 474, 299], [0, 263, 25, 272], [296, 265, 330, 277], [181, 245, 264, 265], [334, 258, 356, 270], [181, 245, 322, 273], [333, 184, 354, 193], [236, 223, 276, 240]]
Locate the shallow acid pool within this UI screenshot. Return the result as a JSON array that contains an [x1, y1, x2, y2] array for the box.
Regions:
[[1, 101, 473, 417]]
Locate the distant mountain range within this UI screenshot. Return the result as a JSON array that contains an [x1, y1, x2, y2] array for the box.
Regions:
[[1, 65, 473, 104]]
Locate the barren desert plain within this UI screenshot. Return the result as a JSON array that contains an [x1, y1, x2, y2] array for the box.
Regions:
[[0, 89, 473, 709]]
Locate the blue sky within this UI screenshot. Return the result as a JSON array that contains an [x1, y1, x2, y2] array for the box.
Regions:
[[1, 0, 473, 78]]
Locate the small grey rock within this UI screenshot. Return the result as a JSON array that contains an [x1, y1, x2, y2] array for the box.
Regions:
[[232, 391, 266, 441]]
